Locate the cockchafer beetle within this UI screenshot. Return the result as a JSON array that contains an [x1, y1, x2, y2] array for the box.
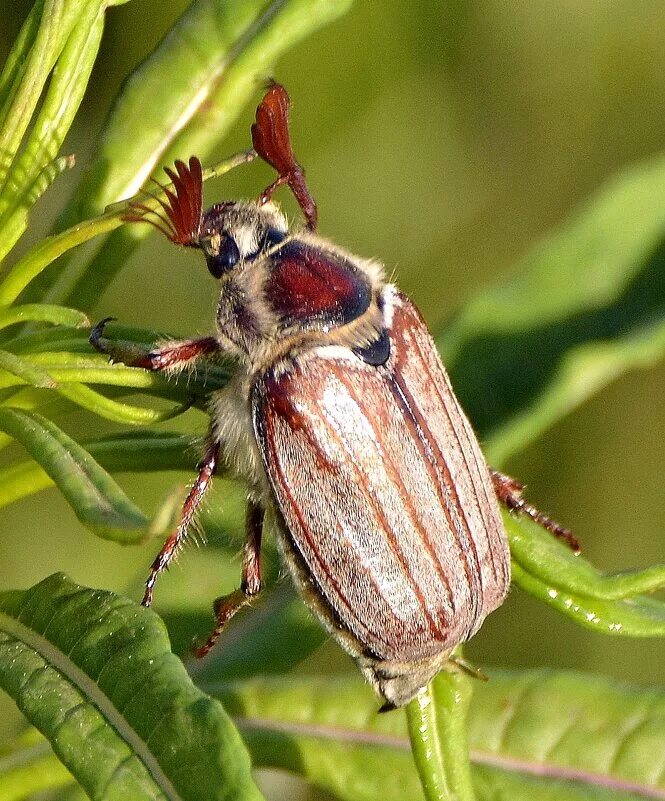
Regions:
[[91, 83, 578, 709]]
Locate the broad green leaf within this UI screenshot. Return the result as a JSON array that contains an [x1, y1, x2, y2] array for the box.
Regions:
[[0, 408, 167, 542], [211, 670, 665, 801], [440, 153, 665, 465], [0, 573, 264, 801], [52, 0, 352, 308]]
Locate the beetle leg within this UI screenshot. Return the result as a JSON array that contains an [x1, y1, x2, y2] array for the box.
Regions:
[[142, 440, 220, 607], [195, 501, 264, 658], [258, 174, 289, 207], [90, 316, 219, 373], [490, 468, 581, 553]]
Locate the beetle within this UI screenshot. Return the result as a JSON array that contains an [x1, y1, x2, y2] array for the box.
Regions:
[[91, 83, 578, 709]]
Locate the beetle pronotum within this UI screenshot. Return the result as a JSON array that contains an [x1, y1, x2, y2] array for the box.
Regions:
[[91, 83, 577, 709]]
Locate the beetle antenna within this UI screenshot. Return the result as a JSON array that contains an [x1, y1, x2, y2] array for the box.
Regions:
[[252, 81, 318, 230], [122, 156, 204, 247]]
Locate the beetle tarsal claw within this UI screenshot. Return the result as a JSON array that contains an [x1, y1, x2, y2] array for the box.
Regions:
[[448, 654, 488, 682]]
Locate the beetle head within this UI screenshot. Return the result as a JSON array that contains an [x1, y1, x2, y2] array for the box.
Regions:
[[198, 200, 288, 278]]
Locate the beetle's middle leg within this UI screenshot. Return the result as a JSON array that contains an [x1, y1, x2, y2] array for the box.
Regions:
[[142, 440, 220, 607], [490, 468, 580, 553], [195, 500, 264, 658]]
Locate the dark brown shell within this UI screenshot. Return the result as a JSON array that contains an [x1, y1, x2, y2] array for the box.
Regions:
[[252, 288, 510, 663]]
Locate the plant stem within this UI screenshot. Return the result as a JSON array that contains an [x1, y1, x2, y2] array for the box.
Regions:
[[431, 668, 476, 801], [406, 664, 477, 801], [406, 682, 451, 801]]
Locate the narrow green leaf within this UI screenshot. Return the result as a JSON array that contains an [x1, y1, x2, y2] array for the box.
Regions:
[[0, 573, 264, 801], [0, 349, 56, 389], [0, 354, 194, 424], [0, 5, 105, 257], [86, 431, 199, 473], [7, 5, 103, 201], [0, 432, 196, 511], [19, 349, 228, 396], [0, 408, 159, 542], [212, 670, 665, 801], [440, 153, 665, 465], [55, 383, 194, 425], [511, 561, 665, 638], [0, 3, 41, 114], [0, 153, 250, 306], [0, 0, 87, 196], [506, 511, 665, 600], [68, 0, 353, 219], [0, 303, 89, 331], [503, 513, 665, 637]]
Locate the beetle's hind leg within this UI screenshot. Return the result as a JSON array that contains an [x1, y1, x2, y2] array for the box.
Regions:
[[195, 500, 264, 658], [490, 469, 580, 553], [142, 440, 220, 606], [90, 317, 219, 373]]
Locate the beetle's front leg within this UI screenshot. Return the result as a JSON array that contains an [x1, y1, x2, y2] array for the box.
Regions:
[[142, 440, 220, 607], [195, 501, 264, 658], [90, 316, 219, 373], [490, 468, 580, 553]]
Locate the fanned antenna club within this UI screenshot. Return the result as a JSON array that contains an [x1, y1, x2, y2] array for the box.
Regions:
[[252, 81, 318, 230], [123, 156, 204, 247]]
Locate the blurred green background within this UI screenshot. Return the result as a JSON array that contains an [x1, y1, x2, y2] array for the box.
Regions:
[[0, 0, 663, 787]]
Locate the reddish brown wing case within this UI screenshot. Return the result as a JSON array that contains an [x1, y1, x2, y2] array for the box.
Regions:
[[252, 288, 510, 663]]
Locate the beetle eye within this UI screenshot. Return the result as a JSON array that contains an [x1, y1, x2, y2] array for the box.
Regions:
[[264, 227, 286, 248], [207, 236, 240, 278]]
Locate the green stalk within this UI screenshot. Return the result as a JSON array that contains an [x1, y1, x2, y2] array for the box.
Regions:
[[406, 663, 476, 801], [431, 669, 476, 801], [406, 683, 450, 801]]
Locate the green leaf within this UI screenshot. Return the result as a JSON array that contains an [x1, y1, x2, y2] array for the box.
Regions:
[[0, 4, 41, 115], [211, 669, 665, 801], [0, 1, 111, 260], [440, 153, 665, 465], [0, 152, 250, 307], [0, 304, 89, 331], [69, 0, 353, 218], [0, 431, 196, 511], [0, 573, 264, 801], [0, 349, 57, 389], [505, 512, 665, 599], [0, 4, 104, 249], [503, 512, 665, 637], [0, 408, 166, 542]]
